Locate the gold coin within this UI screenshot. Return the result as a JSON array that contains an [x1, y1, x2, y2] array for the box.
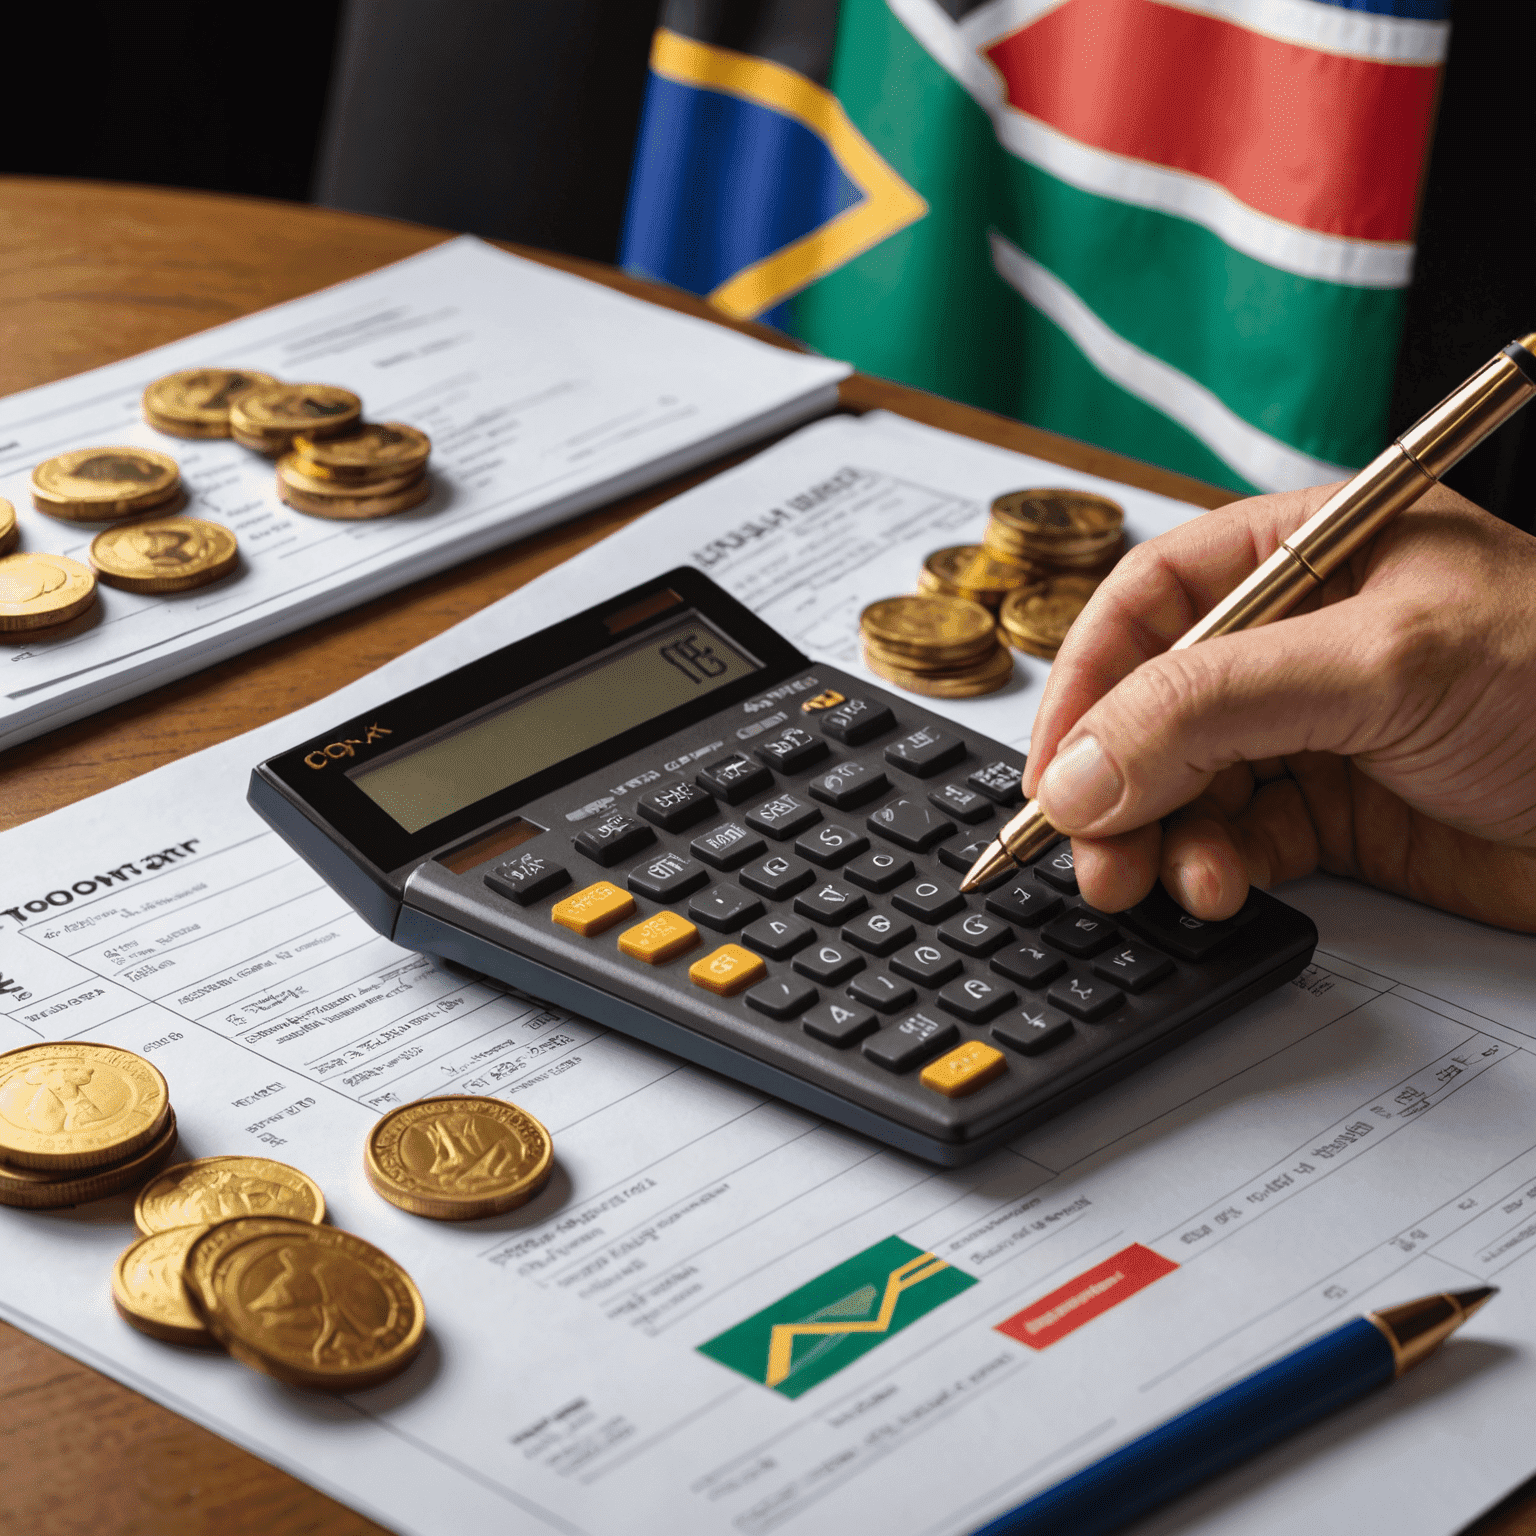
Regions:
[[230, 384, 361, 452], [185, 1217, 426, 1391], [135, 1155, 326, 1235], [142, 369, 280, 438], [990, 488, 1124, 543], [365, 1095, 554, 1220], [275, 453, 426, 500], [31, 447, 181, 520], [999, 576, 1100, 658], [859, 594, 995, 665], [864, 640, 1015, 698], [0, 554, 97, 634], [0, 499, 16, 557], [291, 422, 431, 481], [112, 1224, 216, 1345], [0, 1041, 170, 1169], [917, 546, 1038, 609], [277, 470, 431, 521], [0, 1108, 178, 1209], [89, 517, 239, 594]]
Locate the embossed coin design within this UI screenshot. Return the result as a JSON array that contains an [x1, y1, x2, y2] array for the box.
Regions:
[[142, 368, 280, 438], [31, 447, 182, 521], [365, 1095, 554, 1220], [291, 422, 432, 481], [859, 595, 996, 665], [112, 1224, 215, 1344], [0, 554, 97, 633], [0, 1043, 170, 1169], [185, 1217, 426, 1390], [999, 575, 1100, 659], [89, 517, 239, 593], [0, 1108, 179, 1209], [229, 384, 362, 453], [985, 488, 1125, 573], [135, 1155, 326, 1235], [918, 545, 1038, 609], [0, 498, 16, 558]]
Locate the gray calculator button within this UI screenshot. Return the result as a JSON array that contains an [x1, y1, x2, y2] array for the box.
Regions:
[[1034, 842, 1080, 893], [688, 885, 765, 933], [803, 1000, 878, 1047], [794, 822, 868, 868], [985, 879, 1063, 927], [841, 909, 914, 956], [819, 696, 895, 745], [745, 977, 819, 1020], [989, 942, 1066, 989], [572, 812, 654, 867], [891, 876, 964, 922], [1042, 908, 1119, 957], [843, 850, 913, 892], [937, 974, 1017, 1023], [746, 792, 822, 840], [754, 726, 828, 772], [808, 760, 890, 811], [634, 779, 715, 832], [1048, 971, 1125, 1021], [929, 783, 993, 823], [484, 853, 569, 906], [738, 852, 815, 899], [890, 941, 962, 987], [793, 942, 865, 985], [848, 971, 917, 1014], [968, 759, 1027, 805], [1093, 943, 1174, 993], [868, 796, 954, 852], [993, 1006, 1074, 1055], [937, 909, 1013, 957], [696, 752, 773, 805], [884, 726, 965, 777], [742, 914, 816, 959], [691, 821, 767, 870], [863, 1011, 958, 1072], [794, 881, 868, 923], [626, 850, 709, 902]]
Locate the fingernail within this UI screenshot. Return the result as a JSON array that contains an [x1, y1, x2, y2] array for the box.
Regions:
[[1037, 735, 1122, 830]]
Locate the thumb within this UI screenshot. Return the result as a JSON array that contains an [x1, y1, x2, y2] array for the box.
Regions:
[[1035, 602, 1400, 836]]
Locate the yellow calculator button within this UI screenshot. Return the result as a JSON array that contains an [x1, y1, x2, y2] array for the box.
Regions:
[[689, 944, 767, 997], [618, 911, 699, 964], [551, 881, 635, 937], [920, 1040, 1007, 1098]]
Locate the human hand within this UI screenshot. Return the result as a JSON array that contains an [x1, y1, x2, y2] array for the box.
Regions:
[[1022, 482, 1536, 933]]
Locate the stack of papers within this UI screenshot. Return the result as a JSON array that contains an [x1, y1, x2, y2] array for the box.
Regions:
[[0, 236, 847, 751]]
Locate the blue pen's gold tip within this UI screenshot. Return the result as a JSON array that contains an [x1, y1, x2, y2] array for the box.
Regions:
[[1452, 1285, 1497, 1318]]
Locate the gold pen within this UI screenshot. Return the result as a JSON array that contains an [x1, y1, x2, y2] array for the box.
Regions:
[[959, 332, 1536, 894]]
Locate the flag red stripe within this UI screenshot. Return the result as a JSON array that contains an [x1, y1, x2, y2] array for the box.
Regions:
[[983, 0, 1437, 243]]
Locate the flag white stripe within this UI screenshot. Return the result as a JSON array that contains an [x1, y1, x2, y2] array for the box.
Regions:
[[988, 230, 1352, 491]]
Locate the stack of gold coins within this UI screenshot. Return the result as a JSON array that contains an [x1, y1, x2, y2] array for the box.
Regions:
[[984, 488, 1125, 577], [917, 545, 1039, 611], [142, 368, 279, 439], [30, 446, 185, 524], [89, 517, 240, 593], [0, 498, 17, 557], [229, 382, 362, 455], [999, 575, 1101, 659], [0, 1043, 177, 1210], [860, 594, 1014, 697], [276, 421, 433, 521], [365, 1094, 554, 1220]]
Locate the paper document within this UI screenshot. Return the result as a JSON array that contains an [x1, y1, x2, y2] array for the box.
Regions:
[[1, 412, 1533, 1536], [0, 235, 846, 751]]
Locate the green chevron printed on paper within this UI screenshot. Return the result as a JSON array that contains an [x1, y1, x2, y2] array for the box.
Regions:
[[698, 1236, 975, 1399]]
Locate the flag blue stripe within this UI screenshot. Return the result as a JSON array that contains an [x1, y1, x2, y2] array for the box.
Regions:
[[1308, 0, 1451, 17]]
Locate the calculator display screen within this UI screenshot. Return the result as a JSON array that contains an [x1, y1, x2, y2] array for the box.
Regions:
[[350, 615, 760, 832]]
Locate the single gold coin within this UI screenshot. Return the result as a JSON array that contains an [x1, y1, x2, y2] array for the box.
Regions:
[[230, 384, 361, 452], [89, 516, 239, 594], [291, 422, 431, 481], [142, 368, 280, 438], [31, 447, 181, 520], [275, 453, 425, 500], [185, 1217, 426, 1391], [0, 1108, 178, 1209], [859, 594, 995, 665], [112, 1224, 216, 1345], [365, 1095, 554, 1220], [0, 554, 97, 634], [917, 546, 1038, 609], [864, 640, 1015, 698], [277, 469, 431, 521], [0, 499, 16, 557], [990, 488, 1124, 545], [999, 575, 1100, 658], [0, 1041, 170, 1169], [135, 1155, 326, 1235]]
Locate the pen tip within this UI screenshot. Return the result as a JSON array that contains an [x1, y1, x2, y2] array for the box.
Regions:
[[959, 840, 1013, 893], [1453, 1286, 1498, 1319]]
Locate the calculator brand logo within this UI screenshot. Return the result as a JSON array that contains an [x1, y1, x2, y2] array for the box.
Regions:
[[698, 1236, 975, 1399], [303, 723, 391, 769]]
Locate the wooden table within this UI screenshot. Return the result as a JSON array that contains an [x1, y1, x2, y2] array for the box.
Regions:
[[0, 177, 1526, 1536]]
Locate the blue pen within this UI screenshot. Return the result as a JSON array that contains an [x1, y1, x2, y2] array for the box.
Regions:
[[974, 1286, 1496, 1536]]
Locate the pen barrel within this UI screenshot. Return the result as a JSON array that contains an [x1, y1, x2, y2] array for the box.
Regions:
[[1397, 350, 1536, 480]]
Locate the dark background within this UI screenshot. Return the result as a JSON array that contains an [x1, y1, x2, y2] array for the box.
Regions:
[[9, 0, 1530, 529]]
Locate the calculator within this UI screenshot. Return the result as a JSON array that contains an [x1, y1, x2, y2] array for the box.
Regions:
[[249, 567, 1317, 1165]]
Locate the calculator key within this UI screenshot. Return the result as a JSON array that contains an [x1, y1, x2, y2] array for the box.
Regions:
[[993, 1005, 1074, 1055], [689, 944, 767, 997], [1119, 884, 1260, 961], [890, 941, 962, 987], [484, 852, 568, 906], [745, 977, 819, 1020], [848, 971, 918, 1014], [891, 876, 964, 923], [807, 760, 890, 811], [863, 1011, 959, 1073], [937, 837, 1012, 888], [803, 1000, 879, 1047], [742, 913, 816, 959], [868, 796, 955, 852], [921, 1040, 1007, 1098], [738, 852, 815, 900], [819, 696, 895, 745], [842, 909, 914, 956], [937, 974, 1017, 1023], [1041, 908, 1120, 957], [937, 909, 1014, 957], [795, 822, 869, 868], [634, 779, 715, 832], [989, 942, 1066, 989], [799, 688, 847, 715], [843, 850, 913, 892], [928, 783, 994, 824], [688, 885, 765, 933], [551, 881, 636, 937], [1048, 971, 1124, 1021], [794, 880, 868, 923], [754, 726, 829, 772], [572, 812, 654, 867], [696, 752, 774, 805], [884, 726, 965, 777], [1093, 943, 1174, 993], [793, 942, 865, 985], [985, 879, 1063, 927], [691, 821, 767, 871], [968, 759, 1027, 806], [617, 911, 700, 964], [1033, 842, 1080, 893], [626, 850, 710, 903], [746, 792, 822, 841]]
